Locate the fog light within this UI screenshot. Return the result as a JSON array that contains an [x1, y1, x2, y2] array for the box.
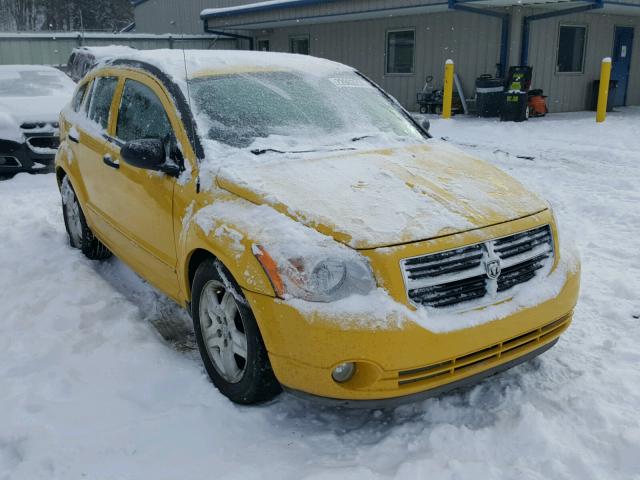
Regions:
[[331, 362, 355, 383]]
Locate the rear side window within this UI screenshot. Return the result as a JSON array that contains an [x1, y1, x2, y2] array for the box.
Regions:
[[87, 76, 118, 130], [116, 79, 173, 142], [71, 83, 88, 112]]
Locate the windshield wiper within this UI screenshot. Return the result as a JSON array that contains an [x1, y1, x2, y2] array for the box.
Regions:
[[251, 147, 356, 156]]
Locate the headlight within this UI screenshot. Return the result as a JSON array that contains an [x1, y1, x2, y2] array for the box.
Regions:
[[547, 201, 561, 253], [253, 245, 376, 302]]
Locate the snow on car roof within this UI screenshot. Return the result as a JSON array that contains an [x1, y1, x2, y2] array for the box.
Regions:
[[99, 48, 353, 82], [72, 45, 137, 58], [0, 64, 75, 94], [0, 64, 67, 74]]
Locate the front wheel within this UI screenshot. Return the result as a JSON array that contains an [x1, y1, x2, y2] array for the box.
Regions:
[[192, 259, 281, 404], [60, 176, 111, 260]]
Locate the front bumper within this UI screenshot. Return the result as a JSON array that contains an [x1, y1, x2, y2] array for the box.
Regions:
[[244, 266, 579, 403], [286, 338, 559, 408], [0, 134, 58, 174]]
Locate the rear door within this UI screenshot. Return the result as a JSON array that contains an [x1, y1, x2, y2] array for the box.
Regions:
[[611, 27, 634, 107], [72, 75, 119, 234], [99, 74, 180, 299]]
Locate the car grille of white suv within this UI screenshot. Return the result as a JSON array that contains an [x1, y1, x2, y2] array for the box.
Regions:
[[400, 225, 554, 309]]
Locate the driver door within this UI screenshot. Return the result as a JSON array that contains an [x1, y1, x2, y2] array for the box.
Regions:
[[100, 74, 181, 300]]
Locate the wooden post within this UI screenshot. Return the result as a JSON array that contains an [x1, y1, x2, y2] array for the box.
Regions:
[[596, 57, 612, 123], [442, 59, 454, 119]]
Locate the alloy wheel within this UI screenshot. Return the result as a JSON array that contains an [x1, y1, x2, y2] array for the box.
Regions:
[[198, 279, 248, 383], [62, 179, 83, 246]]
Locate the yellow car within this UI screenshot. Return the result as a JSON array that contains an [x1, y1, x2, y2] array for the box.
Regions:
[[55, 50, 580, 406]]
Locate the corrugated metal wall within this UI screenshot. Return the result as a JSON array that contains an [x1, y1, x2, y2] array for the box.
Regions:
[[204, 0, 449, 29], [259, 11, 502, 110], [0, 33, 233, 67], [135, 0, 248, 34], [135, 0, 448, 34], [133, 0, 640, 112], [525, 10, 640, 111]]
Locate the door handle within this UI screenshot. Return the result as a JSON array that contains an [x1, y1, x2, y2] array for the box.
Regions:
[[68, 132, 79, 143], [103, 154, 119, 169]]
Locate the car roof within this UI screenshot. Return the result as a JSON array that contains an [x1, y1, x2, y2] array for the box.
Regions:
[[96, 48, 353, 82], [72, 45, 137, 59], [0, 64, 66, 74]]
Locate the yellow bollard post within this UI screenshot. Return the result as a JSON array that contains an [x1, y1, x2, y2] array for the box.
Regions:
[[596, 57, 612, 123], [442, 59, 454, 119]]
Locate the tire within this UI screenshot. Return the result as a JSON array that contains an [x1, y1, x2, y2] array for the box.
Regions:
[[60, 176, 111, 260], [419, 105, 428, 114], [192, 258, 281, 404]]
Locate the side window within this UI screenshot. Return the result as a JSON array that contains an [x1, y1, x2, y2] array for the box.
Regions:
[[82, 80, 94, 115], [116, 79, 173, 142], [71, 82, 88, 112], [87, 76, 118, 130]]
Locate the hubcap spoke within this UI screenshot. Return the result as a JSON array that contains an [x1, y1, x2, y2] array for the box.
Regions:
[[221, 344, 240, 378], [204, 288, 222, 321], [230, 328, 247, 358], [220, 291, 237, 322], [205, 330, 224, 349]]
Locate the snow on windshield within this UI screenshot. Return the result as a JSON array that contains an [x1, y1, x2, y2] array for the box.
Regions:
[[188, 70, 423, 149], [0, 66, 75, 98]]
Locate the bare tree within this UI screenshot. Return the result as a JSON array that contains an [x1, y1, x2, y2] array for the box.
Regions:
[[0, 0, 133, 32], [1, 0, 41, 30]]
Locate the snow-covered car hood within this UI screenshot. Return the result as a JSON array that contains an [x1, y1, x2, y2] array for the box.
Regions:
[[0, 95, 68, 125], [216, 142, 548, 249]]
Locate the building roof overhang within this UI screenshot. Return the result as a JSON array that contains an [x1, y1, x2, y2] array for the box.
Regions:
[[199, 0, 640, 30]]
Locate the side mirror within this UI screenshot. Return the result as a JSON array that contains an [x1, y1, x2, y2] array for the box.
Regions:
[[420, 118, 430, 134], [120, 138, 180, 177]]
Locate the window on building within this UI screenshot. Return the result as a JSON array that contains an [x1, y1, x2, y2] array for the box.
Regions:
[[557, 25, 587, 73], [116, 79, 173, 142], [87, 76, 118, 130], [257, 39, 270, 52], [386, 29, 415, 74], [289, 35, 310, 55]]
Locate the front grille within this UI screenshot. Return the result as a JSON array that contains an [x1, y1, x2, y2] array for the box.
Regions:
[[401, 225, 554, 310], [26, 136, 59, 149], [397, 313, 571, 387], [0, 156, 22, 167], [20, 121, 58, 130]]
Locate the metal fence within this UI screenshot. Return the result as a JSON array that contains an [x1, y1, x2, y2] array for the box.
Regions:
[[0, 32, 234, 66]]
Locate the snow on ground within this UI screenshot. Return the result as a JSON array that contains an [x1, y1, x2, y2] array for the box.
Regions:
[[1, 108, 639, 479]]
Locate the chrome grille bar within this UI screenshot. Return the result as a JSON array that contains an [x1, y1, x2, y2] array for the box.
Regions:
[[401, 225, 554, 310]]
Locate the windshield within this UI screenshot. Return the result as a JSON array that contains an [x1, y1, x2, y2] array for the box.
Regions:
[[0, 67, 75, 98], [188, 70, 424, 150]]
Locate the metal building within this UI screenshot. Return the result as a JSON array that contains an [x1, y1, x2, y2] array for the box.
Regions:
[[0, 32, 234, 68], [133, 0, 640, 112]]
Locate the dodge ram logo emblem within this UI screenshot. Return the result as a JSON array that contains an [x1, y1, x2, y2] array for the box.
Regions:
[[485, 259, 502, 279]]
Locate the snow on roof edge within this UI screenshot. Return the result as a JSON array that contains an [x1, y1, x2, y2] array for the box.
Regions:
[[201, 0, 324, 18]]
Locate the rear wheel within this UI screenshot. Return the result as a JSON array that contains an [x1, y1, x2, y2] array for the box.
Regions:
[[192, 258, 281, 404], [60, 176, 111, 260]]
